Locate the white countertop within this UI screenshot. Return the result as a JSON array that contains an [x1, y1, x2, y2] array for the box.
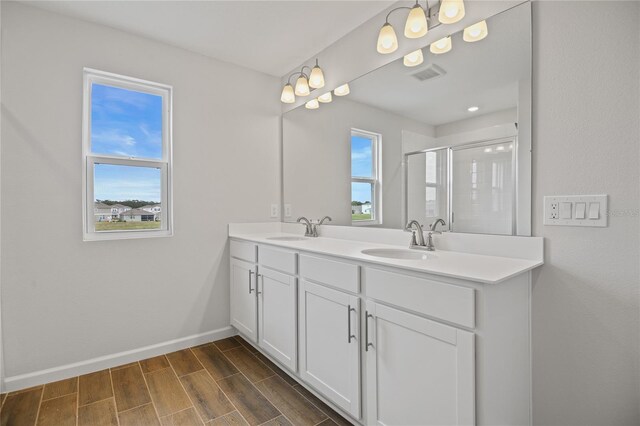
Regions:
[[229, 231, 543, 284]]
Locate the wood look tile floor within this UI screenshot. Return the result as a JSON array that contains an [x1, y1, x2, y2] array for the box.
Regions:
[[0, 336, 350, 426]]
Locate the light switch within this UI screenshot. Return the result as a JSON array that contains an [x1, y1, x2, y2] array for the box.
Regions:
[[575, 202, 586, 219], [588, 202, 600, 219], [560, 202, 572, 219]]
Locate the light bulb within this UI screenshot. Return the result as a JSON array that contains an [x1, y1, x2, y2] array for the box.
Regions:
[[404, 5, 428, 38], [309, 65, 325, 89], [403, 49, 424, 67], [318, 92, 332, 103], [305, 99, 319, 109], [438, 0, 465, 24], [295, 75, 310, 96], [463, 20, 488, 42], [280, 84, 295, 104], [334, 84, 350, 96], [430, 36, 452, 54], [467, 106, 479, 112], [377, 23, 398, 54]]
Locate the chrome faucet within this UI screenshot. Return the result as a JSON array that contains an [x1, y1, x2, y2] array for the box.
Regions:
[[425, 218, 446, 251], [297, 216, 332, 237], [297, 217, 314, 237], [312, 216, 332, 237], [406, 220, 427, 249]]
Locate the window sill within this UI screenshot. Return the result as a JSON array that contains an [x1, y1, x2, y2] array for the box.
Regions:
[[83, 229, 173, 241], [352, 220, 381, 227]]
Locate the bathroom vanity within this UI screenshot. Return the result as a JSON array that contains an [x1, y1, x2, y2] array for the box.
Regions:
[[229, 223, 543, 426]]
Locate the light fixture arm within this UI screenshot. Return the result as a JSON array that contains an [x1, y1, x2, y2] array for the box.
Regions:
[[384, 6, 411, 24], [286, 70, 309, 85]]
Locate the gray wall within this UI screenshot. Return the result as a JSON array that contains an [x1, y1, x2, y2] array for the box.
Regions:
[[531, 2, 639, 424], [1, 3, 280, 378]]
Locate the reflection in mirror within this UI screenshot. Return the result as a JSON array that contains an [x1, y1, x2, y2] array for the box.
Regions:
[[283, 3, 531, 235]]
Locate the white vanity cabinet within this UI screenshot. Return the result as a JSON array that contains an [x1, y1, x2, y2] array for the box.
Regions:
[[256, 246, 298, 371], [230, 241, 258, 343], [365, 300, 475, 426], [229, 237, 535, 426], [298, 255, 361, 418]]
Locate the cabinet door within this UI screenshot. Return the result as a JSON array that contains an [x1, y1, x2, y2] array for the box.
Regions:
[[299, 280, 361, 418], [258, 268, 297, 371], [230, 258, 258, 343], [365, 301, 475, 426]]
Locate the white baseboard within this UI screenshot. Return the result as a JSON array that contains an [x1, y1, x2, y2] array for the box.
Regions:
[[1, 326, 236, 392]]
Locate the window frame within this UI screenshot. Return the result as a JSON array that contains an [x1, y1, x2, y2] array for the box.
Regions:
[[350, 128, 382, 226], [82, 68, 173, 241]]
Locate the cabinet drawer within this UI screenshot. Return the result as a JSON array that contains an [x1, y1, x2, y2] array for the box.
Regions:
[[364, 268, 475, 328], [299, 254, 359, 293], [259, 245, 297, 275], [230, 240, 257, 263]]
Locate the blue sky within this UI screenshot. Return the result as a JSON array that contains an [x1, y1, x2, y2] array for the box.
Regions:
[[91, 84, 163, 202], [351, 135, 373, 203]]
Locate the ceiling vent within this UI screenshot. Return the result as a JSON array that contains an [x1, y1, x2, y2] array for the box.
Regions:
[[411, 64, 446, 82]]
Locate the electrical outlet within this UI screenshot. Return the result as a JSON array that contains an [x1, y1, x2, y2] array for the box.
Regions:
[[284, 204, 292, 217], [270, 204, 279, 218], [550, 202, 559, 219], [544, 195, 607, 227]]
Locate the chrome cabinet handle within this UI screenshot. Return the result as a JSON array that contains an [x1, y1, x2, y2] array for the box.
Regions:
[[248, 270, 254, 294], [257, 274, 263, 295], [365, 311, 374, 351], [347, 305, 356, 343]]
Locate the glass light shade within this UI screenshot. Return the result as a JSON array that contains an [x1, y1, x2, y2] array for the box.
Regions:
[[305, 99, 319, 109], [463, 20, 488, 42], [309, 65, 325, 89], [403, 49, 424, 67], [295, 75, 310, 96], [334, 84, 350, 96], [430, 36, 452, 54], [318, 92, 332, 103], [377, 23, 398, 54], [438, 0, 465, 24], [404, 5, 428, 38], [280, 84, 295, 104]]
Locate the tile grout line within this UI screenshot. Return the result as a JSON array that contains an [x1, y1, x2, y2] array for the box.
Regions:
[[33, 385, 45, 426], [164, 352, 204, 425], [189, 346, 253, 426], [290, 384, 347, 426], [108, 368, 121, 426], [136, 361, 163, 424]]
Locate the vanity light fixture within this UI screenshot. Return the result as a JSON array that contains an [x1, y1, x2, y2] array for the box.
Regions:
[[318, 92, 332, 103], [305, 99, 320, 109], [280, 59, 327, 103], [403, 49, 424, 67], [484, 147, 492, 153], [295, 74, 310, 96], [308, 59, 325, 89], [463, 20, 488, 42], [334, 83, 350, 96], [430, 36, 452, 54], [496, 145, 505, 151], [377, 22, 399, 54], [405, 3, 429, 38], [467, 106, 479, 112], [438, 0, 465, 24], [280, 83, 296, 104]]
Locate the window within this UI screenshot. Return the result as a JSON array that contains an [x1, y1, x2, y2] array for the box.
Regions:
[[83, 68, 173, 240], [351, 129, 381, 225]]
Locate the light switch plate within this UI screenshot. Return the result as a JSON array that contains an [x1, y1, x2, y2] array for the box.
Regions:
[[270, 204, 279, 218], [544, 195, 608, 227], [284, 204, 292, 218]]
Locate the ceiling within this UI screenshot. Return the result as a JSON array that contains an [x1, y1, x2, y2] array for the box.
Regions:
[[348, 3, 530, 126], [23, 0, 396, 77]]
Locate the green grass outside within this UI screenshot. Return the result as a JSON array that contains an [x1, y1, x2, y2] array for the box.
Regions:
[[95, 221, 161, 231], [352, 213, 372, 221]]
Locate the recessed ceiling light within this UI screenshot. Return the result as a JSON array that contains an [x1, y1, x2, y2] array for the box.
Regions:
[[468, 106, 479, 112]]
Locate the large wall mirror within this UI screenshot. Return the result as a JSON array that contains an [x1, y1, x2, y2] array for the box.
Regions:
[[283, 2, 531, 236]]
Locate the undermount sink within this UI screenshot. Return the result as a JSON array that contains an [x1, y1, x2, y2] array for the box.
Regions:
[[266, 236, 308, 241], [361, 248, 434, 260]]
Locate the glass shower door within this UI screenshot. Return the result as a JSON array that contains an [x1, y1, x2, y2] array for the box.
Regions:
[[451, 140, 515, 235]]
